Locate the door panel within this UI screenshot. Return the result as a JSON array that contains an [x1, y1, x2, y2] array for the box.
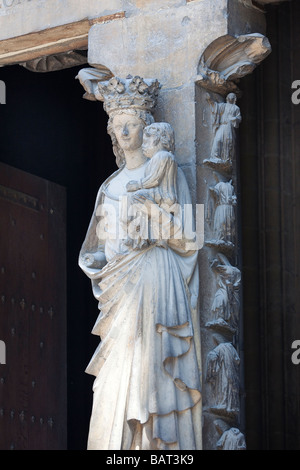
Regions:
[[0, 163, 67, 450]]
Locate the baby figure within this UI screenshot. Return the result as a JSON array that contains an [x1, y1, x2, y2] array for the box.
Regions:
[[121, 122, 178, 249], [126, 121, 178, 211]]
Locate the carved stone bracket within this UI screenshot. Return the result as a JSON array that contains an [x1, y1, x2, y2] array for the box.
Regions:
[[21, 50, 88, 73], [196, 33, 271, 97]]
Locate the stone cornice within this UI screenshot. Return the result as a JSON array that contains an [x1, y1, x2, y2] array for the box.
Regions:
[[0, 12, 125, 67]]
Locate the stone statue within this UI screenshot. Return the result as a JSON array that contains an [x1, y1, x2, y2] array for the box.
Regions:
[[206, 254, 241, 334], [206, 180, 237, 251], [204, 92, 241, 172], [206, 342, 240, 417], [78, 75, 202, 450], [217, 427, 246, 450], [124, 122, 178, 247], [126, 122, 178, 209]]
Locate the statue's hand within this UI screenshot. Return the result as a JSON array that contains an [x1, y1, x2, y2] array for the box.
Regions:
[[126, 180, 140, 192], [82, 252, 106, 268]]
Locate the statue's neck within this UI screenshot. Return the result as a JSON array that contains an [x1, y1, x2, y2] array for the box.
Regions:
[[124, 149, 147, 170]]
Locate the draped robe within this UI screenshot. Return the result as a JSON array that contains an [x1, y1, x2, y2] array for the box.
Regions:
[[79, 162, 202, 450], [210, 102, 242, 162]]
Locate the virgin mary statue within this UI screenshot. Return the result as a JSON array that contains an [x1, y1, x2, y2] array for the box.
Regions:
[[78, 74, 202, 450]]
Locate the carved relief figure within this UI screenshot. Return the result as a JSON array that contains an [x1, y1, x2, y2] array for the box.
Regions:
[[204, 93, 241, 171], [206, 254, 241, 334], [206, 342, 240, 417], [126, 122, 178, 209], [78, 76, 202, 450], [217, 427, 246, 450], [123, 122, 178, 247], [206, 180, 237, 250]]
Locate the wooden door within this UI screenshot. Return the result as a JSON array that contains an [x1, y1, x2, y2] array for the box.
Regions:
[[0, 163, 67, 449]]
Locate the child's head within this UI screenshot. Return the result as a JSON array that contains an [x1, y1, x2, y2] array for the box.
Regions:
[[142, 122, 175, 158]]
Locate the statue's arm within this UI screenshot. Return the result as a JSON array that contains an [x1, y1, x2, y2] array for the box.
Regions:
[[80, 250, 106, 269], [231, 106, 242, 127], [126, 180, 142, 191], [78, 186, 108, 279], [132, 194, 197, 255], [78, 246, 107, 280], [139, 155, 170, 189]]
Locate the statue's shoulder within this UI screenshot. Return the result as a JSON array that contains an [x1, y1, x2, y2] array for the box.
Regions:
[[101, 166, 124, 189], [153, 150, 174, 160], [148, 151, 176, 172], [95, 166, 124, 203]]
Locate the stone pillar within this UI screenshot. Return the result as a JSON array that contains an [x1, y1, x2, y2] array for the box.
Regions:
[[80, 0, 272, 450]]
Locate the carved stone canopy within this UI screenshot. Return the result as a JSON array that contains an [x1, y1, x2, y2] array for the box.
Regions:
[[196, 33, 271, 96], [21, 50, 88, 73]]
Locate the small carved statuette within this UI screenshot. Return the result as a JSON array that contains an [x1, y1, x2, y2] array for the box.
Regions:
[[217, 427, 246, 450], [205, 180, 237, 251], [204, 93, 241, 173], [206, 254, 241, 334], [206, 342, 240, 417]]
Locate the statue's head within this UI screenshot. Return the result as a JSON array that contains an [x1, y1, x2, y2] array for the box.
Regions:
[[226, 93, 237, 104], [142, 122, 175, 159], [107, 108, 155, 167], [97, 76, 160, 167]]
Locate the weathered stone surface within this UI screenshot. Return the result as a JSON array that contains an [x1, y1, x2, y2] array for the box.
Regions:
[[21, 51, 88, 73], [228, 0, 266, 35], [87, 0, 230, 200], [88, 1, 229, 86], [0, 13, 126, 67], [0, 0, 124, 40]]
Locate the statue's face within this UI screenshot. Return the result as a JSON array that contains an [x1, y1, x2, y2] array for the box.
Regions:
[[227, 93, 236, 104], [142, 130, 160, 159], [112, 113, 144, 152]]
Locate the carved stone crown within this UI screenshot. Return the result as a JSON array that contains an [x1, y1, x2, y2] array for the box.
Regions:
[[96, 76, 160, 115]]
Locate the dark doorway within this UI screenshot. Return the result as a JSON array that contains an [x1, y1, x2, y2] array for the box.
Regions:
[[0, 162, 67, 450], [0, 63, 117, 449], [239, 0, 300, 450]]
